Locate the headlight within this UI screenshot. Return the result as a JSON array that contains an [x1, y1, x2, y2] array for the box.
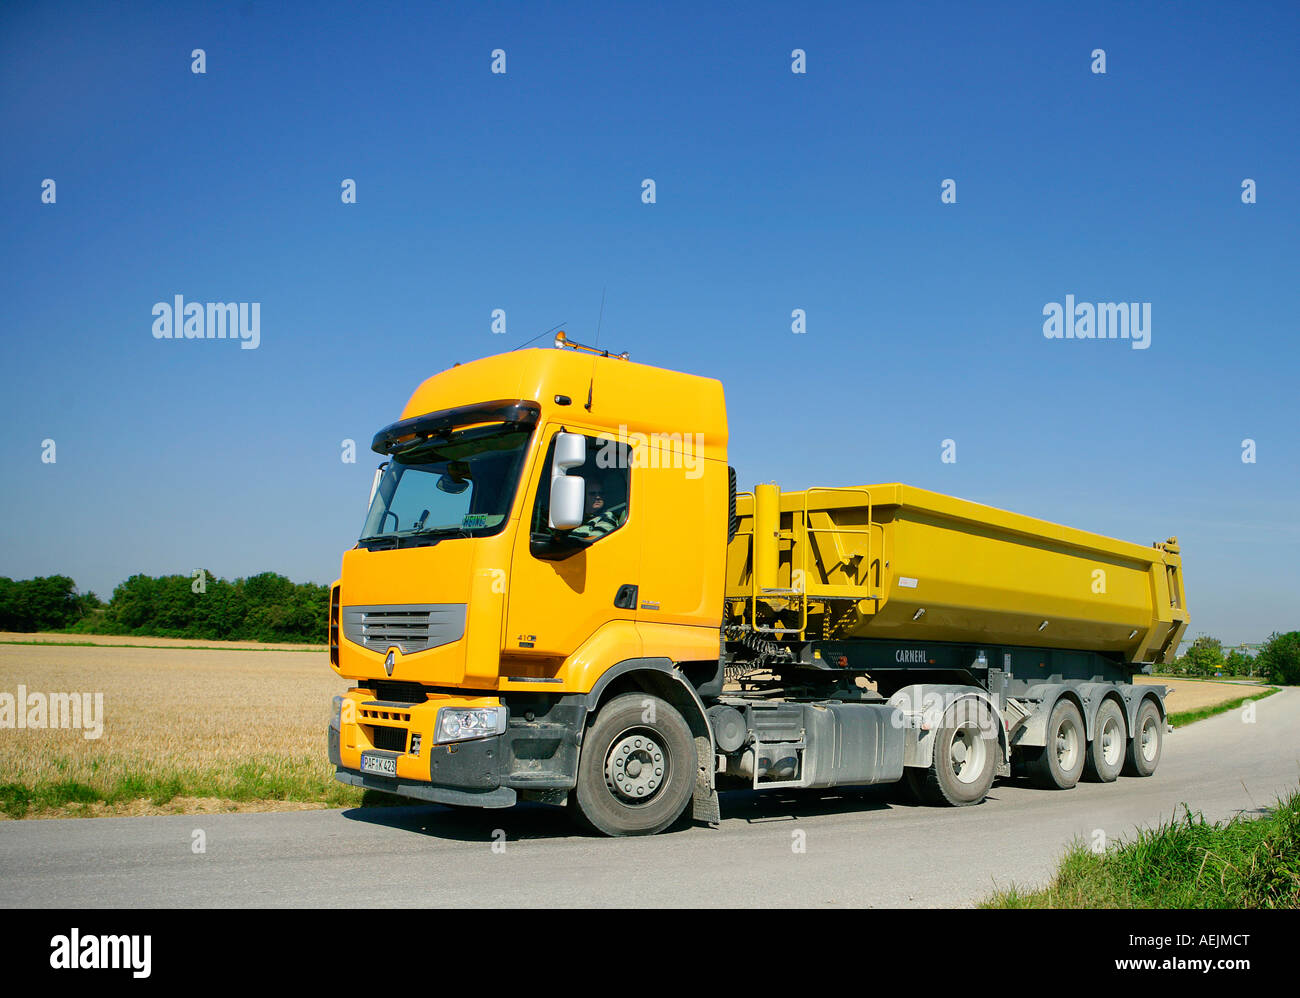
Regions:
[[436, 706, 505, 743], [330, 695, 343, 732]]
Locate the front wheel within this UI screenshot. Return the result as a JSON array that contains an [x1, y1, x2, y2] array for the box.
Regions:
[[571, 693, 696, 836]]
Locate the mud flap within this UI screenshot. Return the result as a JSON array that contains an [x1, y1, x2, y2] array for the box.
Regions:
[[693, 778, 720, 826], [692, 734, 720, 826]]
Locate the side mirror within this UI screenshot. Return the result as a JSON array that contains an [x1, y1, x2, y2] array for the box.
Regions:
[[548, 432, 586, 530], [549, 477, 584, 530]]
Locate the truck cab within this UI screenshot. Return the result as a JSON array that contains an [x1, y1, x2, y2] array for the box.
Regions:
[[329, 340, 731, 834]]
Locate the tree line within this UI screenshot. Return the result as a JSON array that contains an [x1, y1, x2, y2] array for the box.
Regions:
[[0, 573, 328, 644], [1166, 632, 1300, 685], [2, 573, 1297, 674]]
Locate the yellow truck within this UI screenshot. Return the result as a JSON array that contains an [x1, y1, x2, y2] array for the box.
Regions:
[[328, 335, 1189, 835]]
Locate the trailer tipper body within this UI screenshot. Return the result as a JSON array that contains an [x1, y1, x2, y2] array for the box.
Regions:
[[328, 337, 1189, 835]]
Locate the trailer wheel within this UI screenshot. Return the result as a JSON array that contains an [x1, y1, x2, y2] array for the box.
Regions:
[[905, 698, 998, 806], [1025, 699, 1085, 790], [1083, 699, 1126, 783], [1122, 699, 1163, 777], [571, 693, 696, 836]]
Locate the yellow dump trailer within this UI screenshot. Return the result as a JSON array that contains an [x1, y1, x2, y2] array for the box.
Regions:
[[726, 483, 1188, 666]]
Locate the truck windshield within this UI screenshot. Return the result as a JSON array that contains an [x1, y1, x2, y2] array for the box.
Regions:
[[359, 422, 532, 546]]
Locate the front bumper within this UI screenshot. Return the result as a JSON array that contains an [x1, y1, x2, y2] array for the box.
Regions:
[[329, 689, 585, 808]]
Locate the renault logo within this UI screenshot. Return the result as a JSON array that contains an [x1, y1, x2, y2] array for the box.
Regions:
[[384, 648, 397, 677]]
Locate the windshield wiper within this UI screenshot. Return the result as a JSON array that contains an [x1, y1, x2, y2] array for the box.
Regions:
[[359, 525, 469, 547], [410, 524, 472, 537]]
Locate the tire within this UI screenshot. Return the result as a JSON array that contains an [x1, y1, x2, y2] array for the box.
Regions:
[[571, 693, 696, 836], [1123, 699, 1163, 777], [1083, 699, 1126, 783], [906, 698, 998, 806], [1025, 699, 1086, 790]]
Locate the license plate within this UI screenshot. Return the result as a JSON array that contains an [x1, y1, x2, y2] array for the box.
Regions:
[[360, 752, 398, 778]]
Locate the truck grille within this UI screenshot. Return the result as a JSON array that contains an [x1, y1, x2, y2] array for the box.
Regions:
[[370, 725, 408, 753], [371, 680, 431, 704], [341, 603, 467, 654]]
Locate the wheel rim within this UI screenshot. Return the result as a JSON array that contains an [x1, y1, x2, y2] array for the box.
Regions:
[[604, 728, 669, 804], [1055, 715, 1080, 772], [1100, 714, 1123, 767], [950, 725, 988, 785], [1140, 714, 1159, 763]]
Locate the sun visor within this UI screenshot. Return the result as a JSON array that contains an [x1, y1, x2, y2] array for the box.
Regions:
[[370, 399, 540, 455]]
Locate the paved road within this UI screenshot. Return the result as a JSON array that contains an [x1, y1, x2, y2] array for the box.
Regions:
[[2, 689, 1295, 908]]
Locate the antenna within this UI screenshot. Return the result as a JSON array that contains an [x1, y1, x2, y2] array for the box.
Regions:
[[587, 287, 606, 411], [511, 321, 567, 352]]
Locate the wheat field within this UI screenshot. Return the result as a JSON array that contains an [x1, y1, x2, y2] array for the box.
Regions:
[[0, 639, 353, 818]]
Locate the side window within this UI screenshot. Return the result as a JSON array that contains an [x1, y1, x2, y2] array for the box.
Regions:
[[530, 432, 631, 550]]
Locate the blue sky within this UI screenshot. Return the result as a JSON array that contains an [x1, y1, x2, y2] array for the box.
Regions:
[[1, 0, 1296, 645]]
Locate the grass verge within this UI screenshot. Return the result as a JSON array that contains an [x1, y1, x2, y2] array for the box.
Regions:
[[0, 638, 323, 652], [0, 759, 411, 819], [1168, 686, 1279, 728], [984, 785, 1300, 908]]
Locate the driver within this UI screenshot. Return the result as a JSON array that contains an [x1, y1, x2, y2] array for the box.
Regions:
[[570, 476, 627, 540]]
